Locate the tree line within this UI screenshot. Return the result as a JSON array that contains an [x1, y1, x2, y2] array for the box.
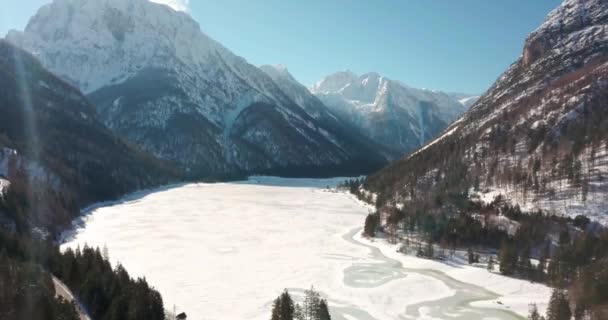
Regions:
[[0, 225, 165, 320], [270, 287, 331, 320], [358, 188, 608, 319], [0, 248, 79, 320]]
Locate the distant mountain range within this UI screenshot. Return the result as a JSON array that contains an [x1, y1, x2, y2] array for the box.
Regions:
[[310, 71, 473, 157], [0, 0, 481, 235], [365, 0, 608, 223], [5, 0, 387, 177], [5, 0, 471, 178]]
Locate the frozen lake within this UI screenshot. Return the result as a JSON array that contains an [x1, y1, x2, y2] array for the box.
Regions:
[[61, 177, 548, 320]]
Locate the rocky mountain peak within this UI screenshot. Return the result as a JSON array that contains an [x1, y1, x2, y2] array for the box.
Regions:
[[523, 0, 608, 66], [310, 70, 470, 157], [7, 0, 223, 93], [309, 70, 358, 94], [259, 64, 297, 84]]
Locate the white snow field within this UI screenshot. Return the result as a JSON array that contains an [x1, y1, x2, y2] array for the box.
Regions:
[[61, 177, 550, 320]]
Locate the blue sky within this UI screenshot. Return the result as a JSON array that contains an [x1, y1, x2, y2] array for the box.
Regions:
[[2, 0, 562, 93]]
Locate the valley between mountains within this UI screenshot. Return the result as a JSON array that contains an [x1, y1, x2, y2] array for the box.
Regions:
[[60, 177, 550, 320], [1, 0, 607, 320]]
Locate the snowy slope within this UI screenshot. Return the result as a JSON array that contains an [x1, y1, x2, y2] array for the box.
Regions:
[[260, 64, 338, 120], [7, 0, 388, 177], [366, 0, 608, 223], [459, 96, 479, 108], [260, 65, 396, 161], [310, 71, 468, 157]]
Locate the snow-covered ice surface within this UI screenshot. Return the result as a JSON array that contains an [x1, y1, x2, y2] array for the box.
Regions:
[[355, 234, 552, 318], [61, 177, 549, 320]]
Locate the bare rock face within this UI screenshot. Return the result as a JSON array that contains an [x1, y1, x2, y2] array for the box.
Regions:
[[523, 0, 608, 67], [522, 38, 551, 67]]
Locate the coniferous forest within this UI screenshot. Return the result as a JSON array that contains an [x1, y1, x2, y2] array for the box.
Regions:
[[0, 225, 165, 320], [270, 287, 331, 320], [345, 178, 608, 319]]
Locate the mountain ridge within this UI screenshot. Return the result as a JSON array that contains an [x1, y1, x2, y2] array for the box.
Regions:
[[0, 39, 178, 234], [7, 0, 389, 178], [310, 70, 471, 157], [365, 0, 608, 223]]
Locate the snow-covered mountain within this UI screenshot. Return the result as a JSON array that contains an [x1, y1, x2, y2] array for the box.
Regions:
[[458, 96, 480, 109], [7, 0, 388, 177], [310, 71, 470, 157], [449, 93, 481, 109], [365, 0, 608, 223], [260, 64, 340, 121], [260, 65, 396, 161]]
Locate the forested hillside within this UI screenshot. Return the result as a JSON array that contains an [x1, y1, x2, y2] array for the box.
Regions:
[[0, 227, 165, 320], [0, 40, 179, 236], [366, 0, 608, 224], [0, 39, 178, 320], [356, 0, 608, 318]]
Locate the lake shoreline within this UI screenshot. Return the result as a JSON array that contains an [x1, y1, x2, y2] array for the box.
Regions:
[[60, 177, 551, 320]]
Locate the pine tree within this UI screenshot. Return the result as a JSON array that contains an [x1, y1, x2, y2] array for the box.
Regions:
[[518, 246, 533, 278], [302, 286, 321, 320], [271, 297, 281, 320], [468, 247, 475, 264], [529, 304, 541, 320], [546, 259, 559, 287], [294, 304, 304, 320], [499, 241, 517, 275], [424, 238, 434, 259], [363, 213, 379, 237], [270, 291, 295, 320], [280, 290, 295, 320], [546, 289, 571, 320], [318, 299, 331, 320]]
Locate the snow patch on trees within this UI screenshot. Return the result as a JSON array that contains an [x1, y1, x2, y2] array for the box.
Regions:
[[470, 144, 608, 225]]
